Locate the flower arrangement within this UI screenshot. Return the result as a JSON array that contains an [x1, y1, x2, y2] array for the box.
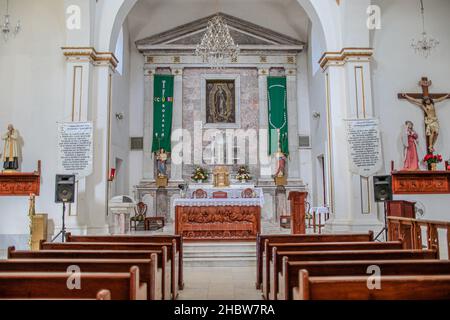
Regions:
[[236, 166, 252, 182], [423, 154, 442, 170], [191, 167, 208, 182], [423, 154, 443, 165]]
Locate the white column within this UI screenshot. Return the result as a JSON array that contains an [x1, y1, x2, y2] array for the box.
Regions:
[[320, 48, 382, 233], [143, 68, 156, 181], [258, 68, 272, 179], [286, 69, 301, 182], [171, 68, 184, 183]]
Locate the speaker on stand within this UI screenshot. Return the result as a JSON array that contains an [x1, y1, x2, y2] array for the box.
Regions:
[[373, 175, 393, 241], [52, 175, 76, 242]]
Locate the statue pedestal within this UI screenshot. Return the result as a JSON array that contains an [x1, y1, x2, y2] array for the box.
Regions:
[[274, 176, 287, 186], [156, 176, 168, 188]]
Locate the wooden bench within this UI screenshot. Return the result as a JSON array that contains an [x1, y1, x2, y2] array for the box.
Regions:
[[8, 246, 171, 300], [268, 249, 438, 300], [294, 270, 450, 300], [39, 241, 179, 299], [0, 257, 159, 300], [0, 266, 147, 300], [264, 241, 404, 299], [281, 259, 450, 300], [65, 233, 184, 289], [256, 232, 374, 289]]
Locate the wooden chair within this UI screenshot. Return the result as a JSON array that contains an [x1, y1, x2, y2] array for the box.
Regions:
[[193, 189, 207, 199], [130, 202, 148, 231]]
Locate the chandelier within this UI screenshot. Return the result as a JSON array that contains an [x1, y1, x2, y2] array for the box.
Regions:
[[411, 0, 439, 58], [1, 0, 21, 42], [195, 13, 240, 69]]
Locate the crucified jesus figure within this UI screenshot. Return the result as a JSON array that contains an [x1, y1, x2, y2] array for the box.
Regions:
[[401, 93, 449, 153], [399, 77, 450, 154]]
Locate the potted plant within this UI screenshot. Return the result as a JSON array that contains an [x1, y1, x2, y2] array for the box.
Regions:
[[423, 153, 443, 171], [191, 167, 208, 183], [236, 166, 252, 183]]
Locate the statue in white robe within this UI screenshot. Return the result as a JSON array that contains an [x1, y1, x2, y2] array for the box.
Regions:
[[2, 124, 19, 171]]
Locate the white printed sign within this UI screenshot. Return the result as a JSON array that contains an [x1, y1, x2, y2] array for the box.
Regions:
[[57, 122, 93, 178], [346, 119, 382, 177]]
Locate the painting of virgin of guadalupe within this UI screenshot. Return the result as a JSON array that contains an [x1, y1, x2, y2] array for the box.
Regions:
[[206, 80, 236, 124]]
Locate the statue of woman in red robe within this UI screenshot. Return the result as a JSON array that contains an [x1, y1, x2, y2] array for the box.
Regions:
[[402, 121, 419, 171]]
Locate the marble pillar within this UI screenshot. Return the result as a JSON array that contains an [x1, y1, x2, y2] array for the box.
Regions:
[[171, 68, 184, 183], [258, 68, 272, 179], [286, 69, 301, 182], [143, 69, 156, 181]]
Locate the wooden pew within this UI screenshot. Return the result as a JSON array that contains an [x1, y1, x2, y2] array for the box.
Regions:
[[294, 270, 450, 300], [0, 266, 147, 300], [256, 232, 374, 289], [281, 259, 450, 300], [8, 246, 171, 300], [65, 233, 184, 290], [0, 257, 159, 300], [39, 241, 179, 299], [264, 241, 404, 300], [268, 249, 438, 300]]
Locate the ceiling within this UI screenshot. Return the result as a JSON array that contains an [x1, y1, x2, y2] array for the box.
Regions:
[[126, 0, 310, 44]]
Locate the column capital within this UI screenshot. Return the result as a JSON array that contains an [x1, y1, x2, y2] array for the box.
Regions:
[[62, 47, 118, 70], [319, 47, 373, 70], [258, 68, 269, 76], [145, 69, 157, 76], [286, 68, 297, 77], [171, 68, 184, 76]]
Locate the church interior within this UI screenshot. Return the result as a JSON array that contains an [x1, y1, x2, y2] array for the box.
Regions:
[[1, 0, 450, 302]]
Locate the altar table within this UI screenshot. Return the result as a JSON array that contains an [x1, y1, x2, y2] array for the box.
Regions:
[[174, 186, 263, 241]]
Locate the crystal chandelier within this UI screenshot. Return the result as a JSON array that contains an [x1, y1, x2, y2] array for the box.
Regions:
[[411, 0, 439, 58], [1, 0, 21, 42], [195, 13, 239, 69]]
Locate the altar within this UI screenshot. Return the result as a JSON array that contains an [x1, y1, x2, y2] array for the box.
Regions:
[[174, 185, 263, 241]]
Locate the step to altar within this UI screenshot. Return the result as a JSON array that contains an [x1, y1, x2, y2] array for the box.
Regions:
[[184, 242, 256, 267]]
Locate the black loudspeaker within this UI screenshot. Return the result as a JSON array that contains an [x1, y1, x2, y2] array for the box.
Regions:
[[55, 175, 76, 203], [373, 175, 393, 202]]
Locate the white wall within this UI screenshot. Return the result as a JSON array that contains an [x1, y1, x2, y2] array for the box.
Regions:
[[371, 0, 450, 222], [0, 0, 66, 248], [110, 20, 131, 198]]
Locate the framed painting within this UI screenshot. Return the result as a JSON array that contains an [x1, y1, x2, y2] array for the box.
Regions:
[[201, 74, 241, 129]]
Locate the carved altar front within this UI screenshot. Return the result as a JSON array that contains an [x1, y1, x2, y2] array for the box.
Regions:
[[392, 170, 450, 194], [174, 185, 262, 240], [0, 162, 41, 196]]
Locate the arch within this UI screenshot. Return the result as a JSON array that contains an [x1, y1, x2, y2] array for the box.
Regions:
[[95, 0, 342, 53]]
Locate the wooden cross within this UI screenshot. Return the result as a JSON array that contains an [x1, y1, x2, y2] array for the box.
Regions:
[[398, 77, 450, 155]]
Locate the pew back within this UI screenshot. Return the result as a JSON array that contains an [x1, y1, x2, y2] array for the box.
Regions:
[[256, 232, 374, 289], [281, 259, 450, 300], [0, 266, 146, 300], [0, 257, 159, 300], [295, 270, 450, 300]]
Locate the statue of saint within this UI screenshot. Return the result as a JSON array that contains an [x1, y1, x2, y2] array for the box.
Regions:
[[402, 121, 419, 171], [273, 129, 287, 178], [402, 93, 449, 153], [156, 148, 168, 177], [2, 124, 19, 171]]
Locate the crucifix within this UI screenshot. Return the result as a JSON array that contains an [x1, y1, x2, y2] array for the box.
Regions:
[[398, 77, 450, 154]]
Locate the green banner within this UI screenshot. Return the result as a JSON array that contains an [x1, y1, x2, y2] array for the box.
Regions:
[[268, 77, 289, 155], [152, 75, 174, 153]]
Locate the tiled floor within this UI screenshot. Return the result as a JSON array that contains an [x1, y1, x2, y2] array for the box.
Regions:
[[178, 266, 262, 300]]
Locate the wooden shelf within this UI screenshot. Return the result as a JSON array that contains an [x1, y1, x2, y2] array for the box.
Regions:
[[391, 170, 450, 195], [0, 161, 41, 196]]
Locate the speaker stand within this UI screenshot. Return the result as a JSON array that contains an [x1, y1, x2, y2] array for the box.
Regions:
[[374, 201, 388, 241], [52, 201, 67, 243]]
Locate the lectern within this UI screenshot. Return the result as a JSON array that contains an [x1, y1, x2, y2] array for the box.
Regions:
[[288, 191, 308, 234]]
